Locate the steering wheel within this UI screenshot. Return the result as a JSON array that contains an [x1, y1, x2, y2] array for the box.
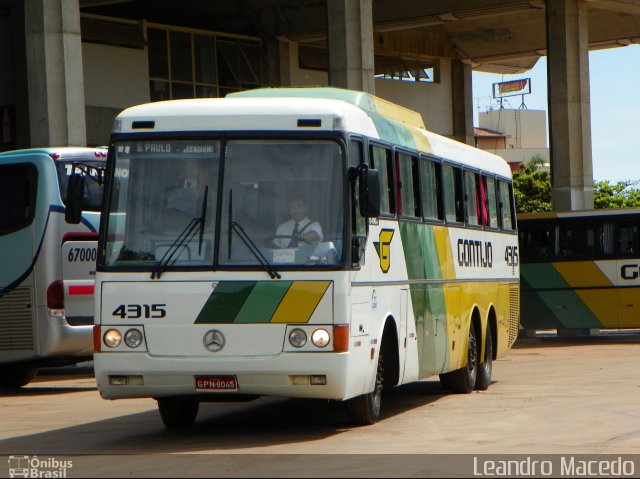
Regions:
[[263, 234, 296, 249]]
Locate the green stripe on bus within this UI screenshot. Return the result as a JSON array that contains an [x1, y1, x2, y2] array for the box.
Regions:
[[520, 264, 602, 329], [369, 114, 417, 150], [399, 222, 442, 280], [195, 281, 256, 324], [520, 275, 565, 329], [234, 281, 292, 323]]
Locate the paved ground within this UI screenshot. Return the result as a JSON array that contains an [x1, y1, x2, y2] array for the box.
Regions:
[[1, 335, 639, 476]]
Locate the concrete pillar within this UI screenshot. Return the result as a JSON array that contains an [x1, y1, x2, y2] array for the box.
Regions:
[[24, 0, 86, 147], [546, 0, 594, 211], [451, 59, 474, 146], [326, 0, 375, 93]]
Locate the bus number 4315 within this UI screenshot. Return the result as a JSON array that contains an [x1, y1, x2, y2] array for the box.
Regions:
[[112, 304, 167, 319]]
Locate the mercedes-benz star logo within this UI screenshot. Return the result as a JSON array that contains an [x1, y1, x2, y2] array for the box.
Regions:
[[203, 330, 226, 352]]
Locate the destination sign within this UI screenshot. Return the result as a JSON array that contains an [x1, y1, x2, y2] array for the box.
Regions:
[[116, 141, 220, 157]]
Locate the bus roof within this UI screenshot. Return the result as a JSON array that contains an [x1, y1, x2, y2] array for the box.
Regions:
[[114, 87, 511, 178], [0, 147, 107, 164], [518, 207, 640, 221]]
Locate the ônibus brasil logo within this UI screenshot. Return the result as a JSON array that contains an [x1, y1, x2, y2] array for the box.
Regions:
[[8, 456, 73, 478]]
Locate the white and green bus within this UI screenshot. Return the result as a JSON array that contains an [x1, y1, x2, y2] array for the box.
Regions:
[[94, 88, 520, 427]]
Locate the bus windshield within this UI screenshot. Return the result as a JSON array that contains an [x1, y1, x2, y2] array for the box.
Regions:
[[56, 160, 105, 212], [103, 139, 345, 269]]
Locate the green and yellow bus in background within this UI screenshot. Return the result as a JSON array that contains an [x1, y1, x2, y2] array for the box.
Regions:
[[519, 208, 640, 332]]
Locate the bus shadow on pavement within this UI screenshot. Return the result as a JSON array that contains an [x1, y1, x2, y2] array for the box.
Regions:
[[0, 380, 449, 454], [0, 385, 97, 397]]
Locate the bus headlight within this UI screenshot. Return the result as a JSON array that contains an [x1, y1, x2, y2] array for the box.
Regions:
[[289, 328, 307, 348], [103, 329, 122, 348], [311, 329, 330, 348], [124, 328, 144, 348]]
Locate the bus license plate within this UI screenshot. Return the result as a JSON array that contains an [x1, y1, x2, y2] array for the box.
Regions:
[[195, 376, 238, 392]]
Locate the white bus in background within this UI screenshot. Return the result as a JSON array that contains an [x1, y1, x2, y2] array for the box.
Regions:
[[93, 88, 519, 427], [0, 147, 106, 388]]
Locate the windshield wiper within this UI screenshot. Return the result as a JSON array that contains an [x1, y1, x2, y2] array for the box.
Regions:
[[228, 189, 281, 279], [151, 186, 209, 279]]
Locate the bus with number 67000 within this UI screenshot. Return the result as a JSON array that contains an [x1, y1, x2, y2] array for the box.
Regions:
[[0, 147, 106, 388]]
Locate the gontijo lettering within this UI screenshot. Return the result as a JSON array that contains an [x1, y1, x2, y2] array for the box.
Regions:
[[458, 239, 493, 268]]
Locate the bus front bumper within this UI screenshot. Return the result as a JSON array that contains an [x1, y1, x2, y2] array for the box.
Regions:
[[94, 351, 372, 401]]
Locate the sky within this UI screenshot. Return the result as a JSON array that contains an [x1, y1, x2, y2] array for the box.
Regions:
[[472, 44, 640, 183]]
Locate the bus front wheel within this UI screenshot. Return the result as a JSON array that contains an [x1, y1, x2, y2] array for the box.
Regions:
[[345, 351, 384, 425], [439, 321, 478, 394], [157, 398, 199, 428], [0, 366, 38, 388]]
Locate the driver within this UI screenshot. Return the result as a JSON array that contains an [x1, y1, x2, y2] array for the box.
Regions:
[[273, 196, 323, 248]]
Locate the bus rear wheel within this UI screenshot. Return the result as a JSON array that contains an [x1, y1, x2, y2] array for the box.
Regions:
[[0, 366, 38, 388], [475, 326, 493, 391], [157, 398, 199, 428], [439, 321, 478, 394], [345, 352, 384, 425]]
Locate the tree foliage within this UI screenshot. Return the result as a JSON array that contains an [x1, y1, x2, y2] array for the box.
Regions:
[[512, 161, 551, 213], [512, 159, 640, 212], [593, 180, 640, 209]]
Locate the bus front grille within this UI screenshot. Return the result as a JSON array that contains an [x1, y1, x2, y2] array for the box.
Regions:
[[0, 287, 35, 351], [508, 286, 520, 347]]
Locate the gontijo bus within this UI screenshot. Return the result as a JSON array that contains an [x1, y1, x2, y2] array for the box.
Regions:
[[0, 147, 106, 388], [94, 87, 520, 427], [519, 208, 640, 331]]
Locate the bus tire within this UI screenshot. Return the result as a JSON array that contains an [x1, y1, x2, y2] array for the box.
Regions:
[[475, 326, 493, 391], [439, 321, 478, 394], [157, 398, 199, 428], [0, 366, 38, 388], [345, 352, 384, 425]]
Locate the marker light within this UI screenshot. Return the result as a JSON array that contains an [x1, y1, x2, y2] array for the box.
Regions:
[[103, 329, 122, 348], [289, 328, 307, 348], [311, 329, 330, 348]]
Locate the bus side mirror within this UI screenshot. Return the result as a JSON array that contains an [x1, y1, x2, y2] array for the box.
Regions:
[[359, 168, 380, 218], [65, 173, 85, 224]]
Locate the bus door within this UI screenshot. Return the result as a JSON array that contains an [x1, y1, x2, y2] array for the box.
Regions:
[[61, 234, 98, 325], [399, 288, 409, 381], [445, 285, 463, 370], [0, 162, 38, 355]]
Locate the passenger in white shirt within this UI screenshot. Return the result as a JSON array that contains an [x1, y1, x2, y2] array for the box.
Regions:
[[273, 197, 323, 248]]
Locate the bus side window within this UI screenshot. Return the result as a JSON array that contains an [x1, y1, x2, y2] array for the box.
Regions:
[[464, 170, 479, 226], [420, 157, 443, 221], [0, 164, 37, 235], [349, 139, 367, 238], [484, 176, 498, 228], [443, 164, 463, 223], [397, 152, 420, 219], [498, 180, 515, 231], [618, 223, 638, 255], [370, 145, 395, 215]]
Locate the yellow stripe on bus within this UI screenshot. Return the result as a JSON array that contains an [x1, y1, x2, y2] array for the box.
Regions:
[[270, 281, 331, 323], [434, 227, 456, 279], [553, 261, 618, 328], [553, 261, 613, 289]]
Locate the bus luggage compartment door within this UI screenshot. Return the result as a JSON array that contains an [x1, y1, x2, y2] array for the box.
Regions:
[[62, 238, 98, 326]]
